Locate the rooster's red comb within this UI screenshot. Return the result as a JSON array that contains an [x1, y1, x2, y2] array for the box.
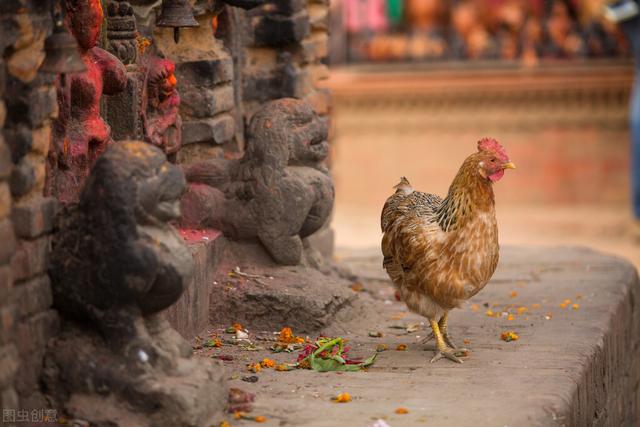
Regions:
[[477, 137, 508, 162]]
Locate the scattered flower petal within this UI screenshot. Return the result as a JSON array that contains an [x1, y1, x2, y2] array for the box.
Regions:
[[247, 363, 262, 373], [260, 358, 275, 368], [396, 344, 407, 351], [500, 331, 519, 342], [395, 407, 409, 414], [333, 392, 351, 403]]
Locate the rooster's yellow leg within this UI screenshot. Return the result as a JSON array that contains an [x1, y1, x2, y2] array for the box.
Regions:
[[438, 312, 469, 351], [428, 319, 467, 364]]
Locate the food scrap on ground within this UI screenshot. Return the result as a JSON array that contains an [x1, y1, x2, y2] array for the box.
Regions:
[[395, 407, 409, 414], [204, 338, 222, 348], [396, 344, 407, 351], [296, 337, 377, 372], [368, 331, 384, 338], [500, 331, 519, 342]]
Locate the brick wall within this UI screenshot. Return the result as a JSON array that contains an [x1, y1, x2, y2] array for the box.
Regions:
[[0, 0, 60, 420]]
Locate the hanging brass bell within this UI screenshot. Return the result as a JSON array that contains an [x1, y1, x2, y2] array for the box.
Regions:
[[157, 0, 199, 43], [40, 23, 87, 74], [40, 22, 87, 74]]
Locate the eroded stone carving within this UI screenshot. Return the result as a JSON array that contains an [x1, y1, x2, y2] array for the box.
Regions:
[[182, 98, 334, 265], [45, 0, 127, 204], [143, 55, 183, 160], [45, 141, 226, 426]]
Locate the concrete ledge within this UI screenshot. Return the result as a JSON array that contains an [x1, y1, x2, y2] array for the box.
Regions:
[[165, 229, 225, 339], [202, 246, 639, 426]]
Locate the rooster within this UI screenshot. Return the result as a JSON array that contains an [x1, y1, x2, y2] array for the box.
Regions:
[[381, 138, 515, 363]]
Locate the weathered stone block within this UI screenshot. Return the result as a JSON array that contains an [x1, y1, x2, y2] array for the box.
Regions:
[[11, 235, 49, 282], [30, 124, 51, 156], [0, 266, 11, 302], [273, 0, 307, 14], [254, 11, 310, 46], [308, 3, 329, 31], [0, 220, 16, 265], [0, 344, 18, 390], [11, 197, 57, 239], [182, 114, 235, 145], [307, 63, 329, 84], [106, 71, 143, 141], [0, 182, 10, 220], [14, 310, 59, 397], [180, 84, 235, 119], [175, 58, 234, 88], [4, 124, 32, 163], [0, 387, 18, 413], [0, 305, 16, 347], [12, 275, 52, 319], [9, 159, 35, 198], [28, 85, 57, 128], [166, 230, 225, 339], [0, 138, 11, 181], [243, 65, 311, 101]]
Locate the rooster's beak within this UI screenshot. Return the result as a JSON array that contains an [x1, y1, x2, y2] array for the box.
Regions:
[[502, 162, 516, 170]]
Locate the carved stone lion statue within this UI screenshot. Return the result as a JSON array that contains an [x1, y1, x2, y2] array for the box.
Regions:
[[50, 140, 192, 365], [181, 98, 334, 265], [45, 141, 226, 426]]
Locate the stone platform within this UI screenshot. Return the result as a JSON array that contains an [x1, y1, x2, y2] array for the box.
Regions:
[[196, 246, 639, 427]]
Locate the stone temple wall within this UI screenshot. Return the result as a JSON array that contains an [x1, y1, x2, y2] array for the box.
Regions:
[[0, 0, 333, 422]]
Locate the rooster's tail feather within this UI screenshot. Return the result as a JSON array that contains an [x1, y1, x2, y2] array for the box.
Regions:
[[393, 176, 413, 195]]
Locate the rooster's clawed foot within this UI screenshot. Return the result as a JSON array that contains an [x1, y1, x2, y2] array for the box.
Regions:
[[430, 346, 469, 364]]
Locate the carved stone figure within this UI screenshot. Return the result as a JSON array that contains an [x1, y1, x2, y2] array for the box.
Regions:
[[106, 0, 138, 65], [142, 55, 183, 159], [50, 140, 192, 363], [181, 98, 334, 265], [104, 0, 183, 159], [46, 0, 127, 204], [45, 141, 226, 426]]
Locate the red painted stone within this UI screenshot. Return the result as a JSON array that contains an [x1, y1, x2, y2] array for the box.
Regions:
[[46, 0, 127, 204], [178, 228, 222, 244]]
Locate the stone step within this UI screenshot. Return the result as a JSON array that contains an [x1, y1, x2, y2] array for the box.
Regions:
[[204, 246, 639, 427]]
